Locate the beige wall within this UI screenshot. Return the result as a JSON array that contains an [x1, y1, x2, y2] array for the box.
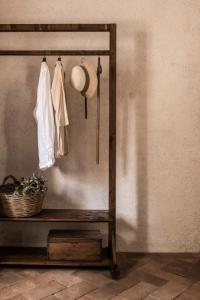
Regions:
[[0, 0, 200, 252]]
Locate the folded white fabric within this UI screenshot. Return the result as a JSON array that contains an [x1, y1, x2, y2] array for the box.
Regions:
[[51, 61, 69, 157], [34, 61, 55, 170]]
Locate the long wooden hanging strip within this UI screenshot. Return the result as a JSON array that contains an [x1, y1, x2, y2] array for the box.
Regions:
[[96, 57, 102, 164], [84, 96, 88, 119]]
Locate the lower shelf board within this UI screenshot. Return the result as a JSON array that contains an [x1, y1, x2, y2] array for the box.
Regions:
[[0, 247, 111, 267]]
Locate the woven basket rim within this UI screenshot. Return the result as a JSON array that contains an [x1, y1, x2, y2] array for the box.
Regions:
[[0, 191, 46, 195]]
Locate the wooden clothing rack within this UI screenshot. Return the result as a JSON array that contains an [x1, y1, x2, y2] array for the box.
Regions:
[[0, 23, 119, 279]]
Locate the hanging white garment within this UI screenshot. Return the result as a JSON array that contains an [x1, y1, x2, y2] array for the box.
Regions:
[[51, 60, 69, 157], [34, 61, 55, 170]]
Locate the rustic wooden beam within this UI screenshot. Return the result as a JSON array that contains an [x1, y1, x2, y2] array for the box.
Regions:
[[108, 24, 117, 266], [0, 50, 110, 56], [0, 247, 111, 267], [0, 209, 111, 222], [109, 24, 117, 227], [0, 24, 112, 32], [108, 23, 119, 279]]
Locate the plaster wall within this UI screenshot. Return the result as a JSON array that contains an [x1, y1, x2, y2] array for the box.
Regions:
[[0, 0, 200, 252]]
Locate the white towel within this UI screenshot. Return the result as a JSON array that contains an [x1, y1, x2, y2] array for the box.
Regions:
[[34, 62, 55, 170], [51, 61, 69, 157]]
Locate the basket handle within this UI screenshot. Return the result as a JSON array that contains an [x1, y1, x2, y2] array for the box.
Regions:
[[2, 175, 18, 185]]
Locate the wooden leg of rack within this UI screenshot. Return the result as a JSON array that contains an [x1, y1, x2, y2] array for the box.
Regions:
[[111, 264, 120, 280], [110, 227, 120, 280], [108, 223, 112, 257]]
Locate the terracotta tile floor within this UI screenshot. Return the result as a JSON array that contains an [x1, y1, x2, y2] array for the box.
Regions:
[[0, 253, 200, 300]]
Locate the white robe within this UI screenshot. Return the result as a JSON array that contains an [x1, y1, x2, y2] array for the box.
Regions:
[[51, 61, 69, 157], [34, 62, 55, 170]]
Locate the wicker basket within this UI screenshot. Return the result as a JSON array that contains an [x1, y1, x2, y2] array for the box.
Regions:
[[0, 175, 45, 218]]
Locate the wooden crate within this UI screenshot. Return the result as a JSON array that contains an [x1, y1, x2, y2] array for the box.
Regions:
[[47, 230, 102, 261]]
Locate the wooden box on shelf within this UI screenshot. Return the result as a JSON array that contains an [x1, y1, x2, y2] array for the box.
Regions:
[[47, 229, 102, 261]]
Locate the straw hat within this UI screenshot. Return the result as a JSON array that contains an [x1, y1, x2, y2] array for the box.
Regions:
[[71, 60, 98, 99]]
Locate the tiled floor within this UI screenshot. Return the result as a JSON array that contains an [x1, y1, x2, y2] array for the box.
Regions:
[[0, 253, 200, 299]]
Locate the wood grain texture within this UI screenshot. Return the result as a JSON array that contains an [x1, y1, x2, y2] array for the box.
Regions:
[[0, 209, 111, 222], [109, 24, 117, 272], [0, 50, 110, 56], [48, 230, 102, 261], [48, 230, 102, 242], [0, 247, 109, 266], [0, 24, 112, 32]]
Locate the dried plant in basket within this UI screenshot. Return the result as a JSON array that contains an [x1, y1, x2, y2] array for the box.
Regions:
[[14, 173, 47, 196]]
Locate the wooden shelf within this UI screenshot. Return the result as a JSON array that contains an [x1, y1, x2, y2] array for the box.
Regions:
[[0, 209, 111, 223], [0, 247, 110, 267]]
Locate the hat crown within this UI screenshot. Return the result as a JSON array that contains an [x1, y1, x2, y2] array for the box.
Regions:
[[71, 60, 98, 99], [71, 65, 86, 92]]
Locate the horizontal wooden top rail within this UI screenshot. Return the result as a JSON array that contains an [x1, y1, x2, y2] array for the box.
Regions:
[[0, 24, 114, 32], [0, 50, 110, 56]]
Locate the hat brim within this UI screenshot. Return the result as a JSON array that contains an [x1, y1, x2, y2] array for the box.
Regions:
[[81, 61, 98, 99]]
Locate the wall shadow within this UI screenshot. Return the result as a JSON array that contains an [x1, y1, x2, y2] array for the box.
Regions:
[[119, 28, 149, 253], [134, 31, 148, 252]]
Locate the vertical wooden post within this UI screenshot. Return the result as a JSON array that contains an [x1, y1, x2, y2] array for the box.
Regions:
[[109, 24, 119, 278]]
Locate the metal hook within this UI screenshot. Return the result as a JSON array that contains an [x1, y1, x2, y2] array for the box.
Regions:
[[97, 56, 102, 74]]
